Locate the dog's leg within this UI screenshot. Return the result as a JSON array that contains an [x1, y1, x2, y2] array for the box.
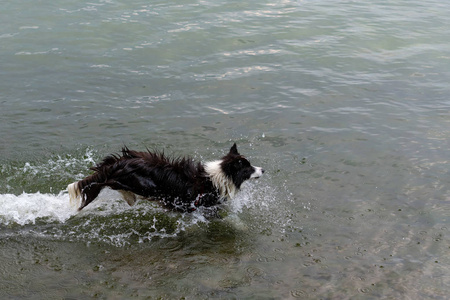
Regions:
[[119, 190, 137, 206]]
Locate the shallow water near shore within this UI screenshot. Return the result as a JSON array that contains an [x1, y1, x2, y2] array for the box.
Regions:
[[1, 0, 449, 299]]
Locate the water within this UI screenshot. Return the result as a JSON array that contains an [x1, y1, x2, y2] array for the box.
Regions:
[[1, 0, 449, 298]]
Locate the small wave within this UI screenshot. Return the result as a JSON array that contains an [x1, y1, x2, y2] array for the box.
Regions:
[[0, 188, 215, 247]]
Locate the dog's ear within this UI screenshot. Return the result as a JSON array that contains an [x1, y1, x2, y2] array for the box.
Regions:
[[229, 143, 239, 155]]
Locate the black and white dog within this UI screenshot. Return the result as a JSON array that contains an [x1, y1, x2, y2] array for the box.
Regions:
[[68, 143, 264, 212]]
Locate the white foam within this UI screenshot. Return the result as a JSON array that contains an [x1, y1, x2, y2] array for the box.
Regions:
[[0, 192, 77, 226]]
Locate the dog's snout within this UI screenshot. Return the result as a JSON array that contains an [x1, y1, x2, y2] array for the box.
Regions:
[[261, 169, 265, 174], [250, 166, 264, 179]]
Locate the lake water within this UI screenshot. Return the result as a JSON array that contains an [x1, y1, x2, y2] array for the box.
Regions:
[[1, 0, 449, 298]]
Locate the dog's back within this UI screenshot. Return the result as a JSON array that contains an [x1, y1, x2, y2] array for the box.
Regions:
[[70, 147, 213, 211]]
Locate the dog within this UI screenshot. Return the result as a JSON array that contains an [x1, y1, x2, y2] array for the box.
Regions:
[[68, 143, 264, 212]]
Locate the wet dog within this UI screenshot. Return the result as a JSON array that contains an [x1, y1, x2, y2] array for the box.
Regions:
[[68, 143, 264, 212]]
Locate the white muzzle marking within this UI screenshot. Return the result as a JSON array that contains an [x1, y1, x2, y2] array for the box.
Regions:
[[251, 166, 264, 178]]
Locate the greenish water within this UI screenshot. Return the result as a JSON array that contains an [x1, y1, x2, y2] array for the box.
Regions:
[[1, 0, 449, 299]]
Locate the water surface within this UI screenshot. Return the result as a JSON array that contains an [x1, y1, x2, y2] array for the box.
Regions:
[[1, 0, 449, 299]]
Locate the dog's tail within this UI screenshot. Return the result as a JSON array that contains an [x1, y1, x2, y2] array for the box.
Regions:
[[68, 181, 82, 209], [68, 151, 129, 210], [67, 170, 109, 210]]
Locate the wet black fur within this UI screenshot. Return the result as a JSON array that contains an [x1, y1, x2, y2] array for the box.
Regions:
[[75, 143, 256, 212]]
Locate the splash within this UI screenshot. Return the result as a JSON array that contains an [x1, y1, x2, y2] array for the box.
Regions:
[[0, 147, 97, 194], [227, 176, 296, 234], [0, 192, 77, 226]]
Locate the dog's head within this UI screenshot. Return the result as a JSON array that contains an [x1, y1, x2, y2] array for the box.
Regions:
[[205, 143, 264, 198], [220, 143, 264, 189]]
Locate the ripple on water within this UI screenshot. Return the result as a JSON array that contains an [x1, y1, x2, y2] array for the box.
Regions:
[[290, 289, 308, 298], [158, 239, 183, 252], [246, 266, 266, 278]]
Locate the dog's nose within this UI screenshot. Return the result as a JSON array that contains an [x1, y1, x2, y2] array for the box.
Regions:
[[262, 169, 265, 174]]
